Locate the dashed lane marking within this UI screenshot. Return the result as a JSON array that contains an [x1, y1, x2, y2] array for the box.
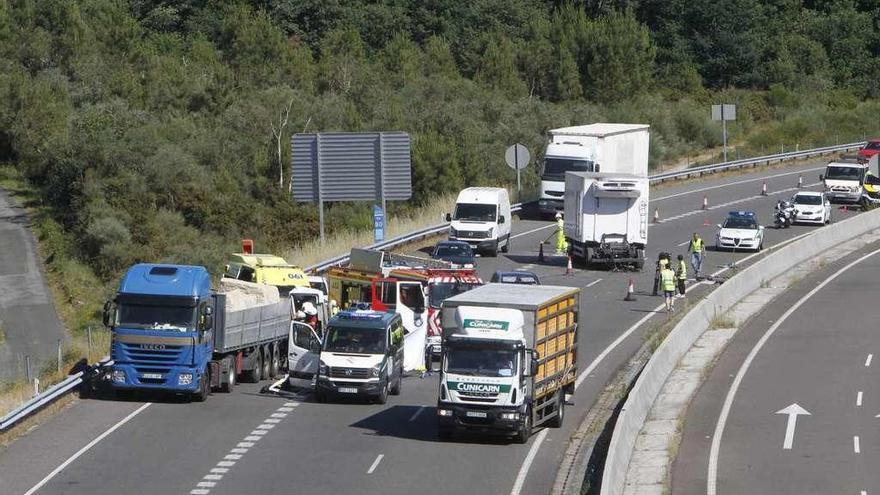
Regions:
[[408, 406, 426, 422], [189, 401, 300, 495], [857, 391, 863, 407], [854, 436, 861, 454], [585, 279, 603, 288], [866, 354, 873, 367], [367, 454, 384, 474], [651, 166, 825, 203]]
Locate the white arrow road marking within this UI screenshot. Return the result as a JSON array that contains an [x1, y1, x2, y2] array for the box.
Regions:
[[775, 403, 811, 450]]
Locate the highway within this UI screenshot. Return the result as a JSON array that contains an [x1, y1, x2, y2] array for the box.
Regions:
[[0, 159, 848, 495], [672, 232, 880, 495]]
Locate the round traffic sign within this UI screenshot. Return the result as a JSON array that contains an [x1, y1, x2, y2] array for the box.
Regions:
[[505, 143, 530, 170]]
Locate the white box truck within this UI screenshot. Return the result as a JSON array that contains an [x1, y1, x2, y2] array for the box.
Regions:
[[538, 123, 649, 217], [437, 284, 579, 443], [564, 172, 649, 270]]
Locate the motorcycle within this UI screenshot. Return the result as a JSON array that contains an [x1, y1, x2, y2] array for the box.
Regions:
[[774, 200, 795, 229]]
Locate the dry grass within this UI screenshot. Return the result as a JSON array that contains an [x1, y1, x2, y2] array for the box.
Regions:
[[284, 192, 459, 267], [0, 325, 5, 345], [708, 311, 736, 330]]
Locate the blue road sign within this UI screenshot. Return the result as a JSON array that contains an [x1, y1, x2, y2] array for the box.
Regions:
[[373, 205, 385, 242]]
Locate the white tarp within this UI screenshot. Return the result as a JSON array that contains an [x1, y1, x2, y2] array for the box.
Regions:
[[402, 322, 426, 372], [219, 278, 280, 311]]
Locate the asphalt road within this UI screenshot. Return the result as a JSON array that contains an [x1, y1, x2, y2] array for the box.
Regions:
[[672, 237, 880, 495], [0, 188, 66, 383], [0, 159, 851, 495]]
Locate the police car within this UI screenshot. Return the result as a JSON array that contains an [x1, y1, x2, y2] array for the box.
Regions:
[[715, 211, 764, 251]]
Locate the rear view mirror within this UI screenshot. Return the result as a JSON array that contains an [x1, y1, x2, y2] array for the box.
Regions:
[[202, 315, 214, 331], [530, 358, 538, 377], [716, 224, 723, 229], [819, 174, 825, 181], [102, 300, 113, 327], [445, 213, 452, 222], [499, 215, 506, 224]]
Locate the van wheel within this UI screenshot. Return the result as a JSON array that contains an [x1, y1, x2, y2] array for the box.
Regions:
[[193, 371, 210, 402], [376, 379, 389, 404], [243, 352, 262, 383], [501, 235, 510, 253], [548, 391, 565, 428], [515, 408, 532, 444], [315, 389, 328, 403], [269, 344, 280, 378], [390, 368, 402, 395], [438, 425, 454, 441]]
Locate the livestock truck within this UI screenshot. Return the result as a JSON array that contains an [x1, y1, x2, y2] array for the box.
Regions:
[[437, 284, 579, 443], [538, 123, 650, 217], [103, 263, 291, 401]]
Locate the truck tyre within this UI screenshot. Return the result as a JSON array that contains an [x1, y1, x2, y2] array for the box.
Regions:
[[437, 425, 454, 441], [261, 345, 271, 380], [548, 391, 565, 428], [515, 408, 532, 444], [376, 379, 389, 404], [193, 371, 210, 402], [220, 364, 235, 393], [269, 343, 280, 378], [390, 367, 402, 395], [584, 247, 594, 268], [635, 249, 645, 271], [243, 352, 262, 383]]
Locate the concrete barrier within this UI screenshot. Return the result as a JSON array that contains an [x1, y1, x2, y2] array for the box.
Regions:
[[600, 207, 880, 495]]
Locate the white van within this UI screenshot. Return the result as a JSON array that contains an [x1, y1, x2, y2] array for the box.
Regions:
[[446, 187, 511, 256]]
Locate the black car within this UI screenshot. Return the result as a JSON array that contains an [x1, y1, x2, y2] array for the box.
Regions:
[[490, 270, 540, 285], [431, 241, 476, 268]]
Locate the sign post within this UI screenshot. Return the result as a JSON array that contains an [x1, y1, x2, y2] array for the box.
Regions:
[[711, 104, 736, 163], [505, 143, 530, 196], [373, 204, 385, 242]]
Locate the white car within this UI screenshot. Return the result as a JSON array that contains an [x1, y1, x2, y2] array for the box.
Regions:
[[715, 211, 764, 251], [791, 192, 832, 225]]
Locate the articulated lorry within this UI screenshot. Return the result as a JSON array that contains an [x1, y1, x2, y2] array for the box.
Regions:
[[538, 124, 650, 217], [437, 284, 579, 443], [103, 263, 291, 401]]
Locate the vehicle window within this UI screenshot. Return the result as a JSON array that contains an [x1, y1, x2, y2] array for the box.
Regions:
[[825, 166, 863, 180], [117, 304, 195, 331], [293, 325, 313, 349], [378, 281, 397, 307], [723, 217, 758, 229], [224, 264, 241, 279], [237, 266, 256, 282], [436, 244, 474, 257], [341, 281, 370, 309], [446, 348, 518, 378], [500, 274, 538, 284], [324, 325, 386, 354], [399, 284, 424, 311], [429, 282, 480, 308], [453, 203, 497, 222], [865, 142, 880, 150], [543, 158, 595, 178], [793, 195, 822, 205]]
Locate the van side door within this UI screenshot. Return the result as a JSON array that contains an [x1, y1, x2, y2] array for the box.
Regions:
[[288, 322, 321, 380]]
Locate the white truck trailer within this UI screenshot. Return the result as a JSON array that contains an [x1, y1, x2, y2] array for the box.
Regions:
[[437, 284, 579, 443], [538, 123, 650, 217]]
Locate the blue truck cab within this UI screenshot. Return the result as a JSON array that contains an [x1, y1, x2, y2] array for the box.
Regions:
[[104, 264, 216, 400]]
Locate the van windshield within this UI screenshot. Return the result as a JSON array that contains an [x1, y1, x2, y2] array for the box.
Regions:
[[543, 158, 594, 179], [324, 325, 386, 354], [825, 166, 863, 181], [453, 203, 496, 222]]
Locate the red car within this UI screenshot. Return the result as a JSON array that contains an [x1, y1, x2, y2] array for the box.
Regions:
[[859, 138, 880, 159]]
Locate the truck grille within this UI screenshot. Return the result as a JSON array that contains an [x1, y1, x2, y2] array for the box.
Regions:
[[330, 367, 370, 379], [115, 342, 187, 371], [459, 396, 497, 403], [457, 230, 488, 239]]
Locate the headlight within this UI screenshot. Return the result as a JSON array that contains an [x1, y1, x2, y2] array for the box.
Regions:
[[111, 370, 126, 383], [487, 227, 494, 237], [178, 373, 193, 385], [318, 361, 328, 376], [371, 364, 382, 377], [500, 412, 518, 420], [437, 409, 453, 417]]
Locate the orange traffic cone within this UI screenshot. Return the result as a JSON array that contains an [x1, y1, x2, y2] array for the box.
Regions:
[[653, 208, 660, 223], [703, 217, 712, 227], [761, 181, 768, 196], [624, 279, 636, 301], [702, 195, 708, 210], [566, 254, 574, 275], [797, 175, 803, 188]]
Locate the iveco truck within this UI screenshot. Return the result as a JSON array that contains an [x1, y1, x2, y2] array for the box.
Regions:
[[538, 124, 649, 217], [437, 284, 580, 443]]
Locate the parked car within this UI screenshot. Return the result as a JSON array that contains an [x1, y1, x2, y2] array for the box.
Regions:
[[858, 138, 880, 159], [490, 270, 541, 285], [430, 241, 476, 268], [715, 211, 764, 251], [791, 192, 832, 225]]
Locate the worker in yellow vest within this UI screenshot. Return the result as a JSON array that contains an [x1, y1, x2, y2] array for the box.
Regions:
[[555, 212, 568, 254], [676, 254, 687, 298], [688, 233, 704, 278], [660, 264, 677, 312]]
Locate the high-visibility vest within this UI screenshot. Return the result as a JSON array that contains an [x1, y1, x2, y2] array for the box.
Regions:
[[690, 238, 704, 252], [660, 268, 676, 291], [678, 260, 687, 279]]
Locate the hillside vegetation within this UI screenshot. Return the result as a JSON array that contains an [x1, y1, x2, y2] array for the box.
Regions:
[[0, 0, 877, 312]]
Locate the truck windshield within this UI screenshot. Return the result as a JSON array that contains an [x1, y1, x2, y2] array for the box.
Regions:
[[429, 282, 481, 308], [542, 158, 594, 179], [453, 203, 496, 222], [324, 325, 386, 354], [446, 348, 518, 377], [825, 166, 863, 180], [116, 304, 195, 331]]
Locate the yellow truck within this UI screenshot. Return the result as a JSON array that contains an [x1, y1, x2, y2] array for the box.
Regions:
[[223, 240, 309, 296]]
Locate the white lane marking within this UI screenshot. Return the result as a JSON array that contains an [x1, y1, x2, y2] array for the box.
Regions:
[[264, 418, 281, 424], [586, 278, 603, 288], [509, 429, 549, 495], [707, 247, 880, 495], [409, 406, 426, 422], [244, 436, 262, 442], [776, 404, 810, 450], [857, 391, 863, 407], [217, 461, 235, 467], [257, 423, 275, 429], [237, 442, 255, 448], [23, 402, 152, 495], [204, 474, 223, 481], [190, 490, 210, 495], [677, 240, 690, 247], [866, 354, 873, 367], [512, 224, 555, 239], [230, 448, 248, 454], [224, 454, 242, 460], [367, 454, 384, 474], [270, 412, 287, 418], [210, 468, 228, 474], [250, 429, 268, 435], [278, 407, 294, 412], [862, 490, 867, 495], [652, 167, 825, 202], [854, 436, 861, 454], [197, 481, 216, 488]]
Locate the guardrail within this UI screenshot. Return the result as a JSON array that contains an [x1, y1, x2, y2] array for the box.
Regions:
[[307, 141, 865, 273], [0, 358, 111, 431]]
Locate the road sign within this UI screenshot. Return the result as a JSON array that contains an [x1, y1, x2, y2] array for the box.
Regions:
[[373, 205, 385, 242], [505, 143, 530, 194], [711, 105, 736, 163]]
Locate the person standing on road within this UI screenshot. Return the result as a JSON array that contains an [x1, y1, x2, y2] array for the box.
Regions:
[[555, 212, 568, 254], [660, 264, 676, 312], [676, 254, 687, 298], [652, 252, 670, 296], [688, 233, 704, 278]]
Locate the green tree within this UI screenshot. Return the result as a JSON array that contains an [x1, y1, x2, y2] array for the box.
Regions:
[[474, 31, 526, 98], [580, 10, 656, 103]]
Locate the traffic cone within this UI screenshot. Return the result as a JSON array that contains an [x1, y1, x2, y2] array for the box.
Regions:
[[538, 242, 544, 262], [761, 181, 768, 196], [565, 254, 574, 275], [797, 175, 803, 188], [702, 195, 708, 210], [653, 208, 659, 223], [703, 217, 712, 227], [624, 279, 636, 301]]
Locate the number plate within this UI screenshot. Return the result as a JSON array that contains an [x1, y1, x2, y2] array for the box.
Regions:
[[142, 373, 162, 379], [338, 387, 358, 394], [466, 411, 488, 418]]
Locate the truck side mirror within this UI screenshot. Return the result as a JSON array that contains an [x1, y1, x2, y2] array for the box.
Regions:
[[102, 300, 113, 327], [530, 357, 539, 377], [594, 164, 600, 173], [819, 174, 824, 181], [445, 213, 452, 222], [499, 215, 506, 224], [202, 315, 214, 331], [716, 224, 723, 229]]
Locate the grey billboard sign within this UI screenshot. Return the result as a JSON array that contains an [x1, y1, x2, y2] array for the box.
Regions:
[[291, 131, 412, 242]]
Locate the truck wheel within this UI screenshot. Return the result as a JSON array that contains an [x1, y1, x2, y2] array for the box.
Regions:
[[269, 344, 280, 378], [243, 352, 263, 383], [261, 345, 271, 380], [390, 368, 402, 395], [548, 392, 565, 428], [584, 248, 594, 268], [193, 371, 210, 402], [220, 365, 235, 393], [514, 408, 532, 444], [437, 425, 454, 441], [376, 379, 389, 404]]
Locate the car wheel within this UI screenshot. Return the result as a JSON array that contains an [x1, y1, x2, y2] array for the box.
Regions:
[[438, 425, 454, 441], [268, 344, 280, 378], [390, 368, 402, 395]]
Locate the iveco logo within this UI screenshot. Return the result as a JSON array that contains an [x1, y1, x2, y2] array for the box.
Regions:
[[140, 344, 166, 350]]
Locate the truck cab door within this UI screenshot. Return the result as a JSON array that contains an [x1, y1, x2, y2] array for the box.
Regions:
[[397, 281, 428, 371], [288, 322, 321, 382]]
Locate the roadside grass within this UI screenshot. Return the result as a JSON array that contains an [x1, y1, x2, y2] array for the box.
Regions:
[[0, 325, 5, 345], [708, 311, 736, 330]]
